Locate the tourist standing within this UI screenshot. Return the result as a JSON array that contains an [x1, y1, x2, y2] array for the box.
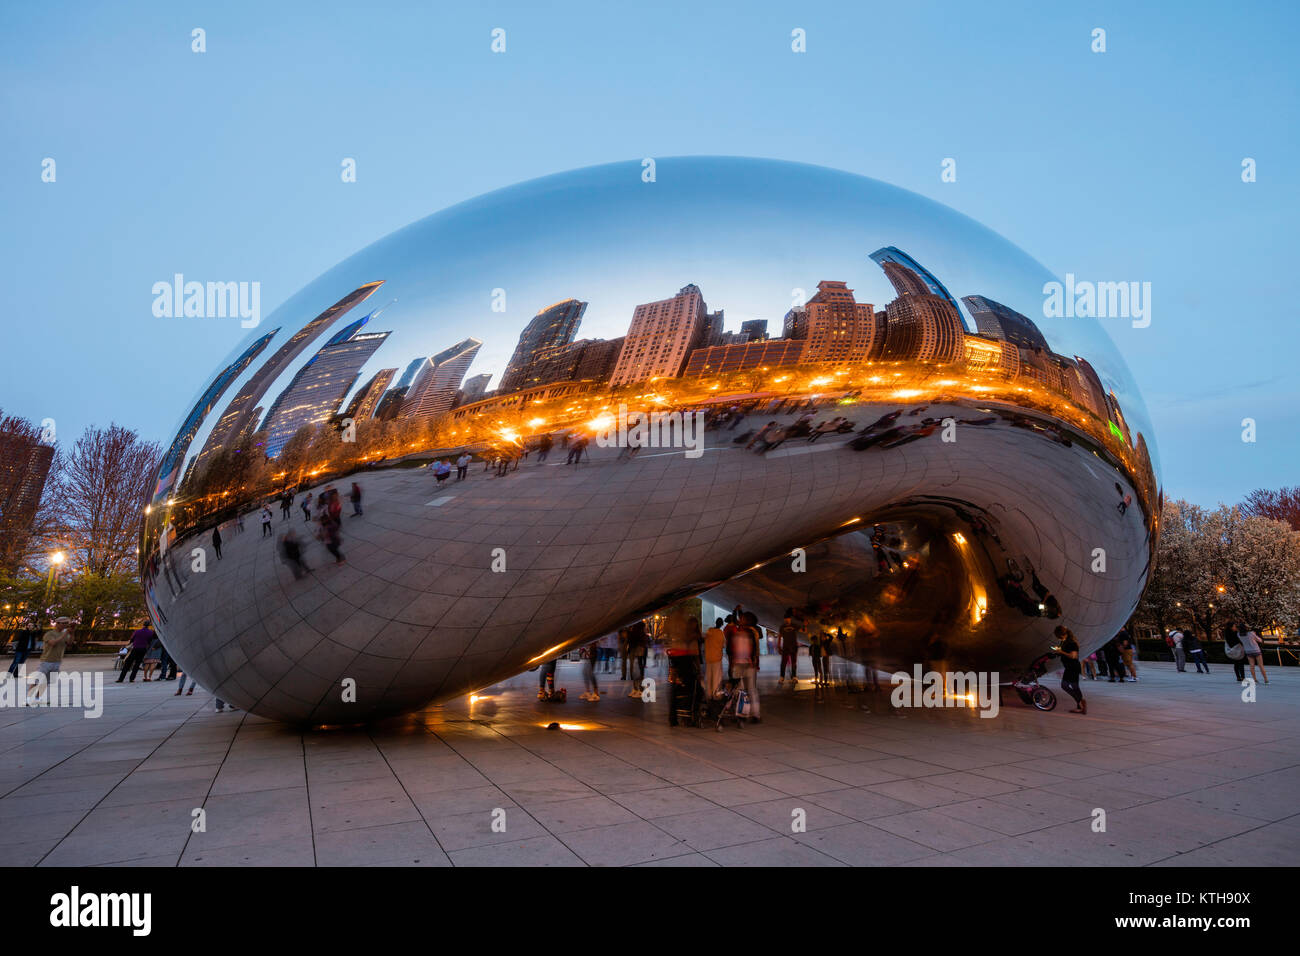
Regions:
[[729, 612, 761, 723], [1238, 625, 1268, 685], [1222, 624, 1247, 683], [1183, 628, 1209, 673], [261, 505, 273, 537], [777, 610, 800, 685], [703, 617, 725, 698], [349, 482, 363, 516], [579, 644, 600, 702], [1170, 628, 1186, 672], [666, 613, 702, 726], [626, 621, 648, 696], [456, 453, 471, 480], [212, 524, 223, 560], [1120, 635, 1138, 681]]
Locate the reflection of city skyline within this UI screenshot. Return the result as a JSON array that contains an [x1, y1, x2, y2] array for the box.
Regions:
[[167, 246, 1144, 503]]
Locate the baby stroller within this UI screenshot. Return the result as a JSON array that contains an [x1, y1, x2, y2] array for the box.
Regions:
[[705, 678, 747, 732], [1005, 652, 1057, 712]]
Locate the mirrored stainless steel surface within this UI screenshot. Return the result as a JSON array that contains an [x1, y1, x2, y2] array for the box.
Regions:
[[140, 157, 1160, 724]]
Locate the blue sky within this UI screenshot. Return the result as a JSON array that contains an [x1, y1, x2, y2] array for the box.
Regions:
[[1, 0, 1296, 507]]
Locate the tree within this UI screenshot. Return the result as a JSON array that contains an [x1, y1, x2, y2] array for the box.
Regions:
[[1137, 498, 1300, 640], [0, 408, 61, 573], [53, 424, 161, 579], [1202, 506, 1300, 634], [1242, 486, 1300, 532]]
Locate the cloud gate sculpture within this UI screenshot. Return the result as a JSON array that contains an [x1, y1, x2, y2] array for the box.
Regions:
[[140, 157, 1160, 724]]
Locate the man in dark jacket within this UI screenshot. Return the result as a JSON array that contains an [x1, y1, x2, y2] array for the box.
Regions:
[[7, 628, 36, 677]]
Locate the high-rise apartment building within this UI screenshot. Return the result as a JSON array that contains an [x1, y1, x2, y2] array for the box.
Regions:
[[610, 285, 707, 386]]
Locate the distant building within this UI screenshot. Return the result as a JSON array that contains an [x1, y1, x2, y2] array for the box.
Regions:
[[801, 281, 879, 364], [399, 338, 483, 422], [454, 373, 492, 407], [782, 307, 808, 340], [961, 295, 1050, 352], [342, 367, 398, 423], [700, 310, 726, 348], [372, 357, 429, 421], [683, 339, 806, 377], [262, 320, 392, 457], [499, 299, 586, 393], [962, 335, 1020, 376], [739, 319, 768, 342], [610, 284, 708, 386]]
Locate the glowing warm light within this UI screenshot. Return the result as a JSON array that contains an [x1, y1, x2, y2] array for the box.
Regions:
[[587, 414, 614, 432], [952, 532, 966, 546], [50, 552, 65, 565], [527, 643, 566, 664], [538, 722, 592, 731], [893, 389, 922, 399]]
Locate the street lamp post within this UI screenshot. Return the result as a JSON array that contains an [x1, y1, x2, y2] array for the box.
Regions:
[[44, 551, 65, 606]]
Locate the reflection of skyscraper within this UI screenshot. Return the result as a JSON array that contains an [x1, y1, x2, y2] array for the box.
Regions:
[[399, 338, 483, 422], [610, 285, 707, 386], [262, 325, 391, 457], [871, 252, 965, 364], [961, 295, 1050, 352], [500, 299, 586, 393], [783, 307, 808, 340], [342, 368, 398, 422], [528, 336, 625, 387], [801, 281, 879, 363], [373, 357, 426, 421], [193, 281, 383, 470], [155, 329, 276, 494], [1072, 356, 1110, 421], [700, 310, 725, 348], [870, 247, 964, 322], [740, 319, 768, 342], [455, 373, 492, 406]]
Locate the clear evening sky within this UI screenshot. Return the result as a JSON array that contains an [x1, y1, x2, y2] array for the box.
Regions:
[[1, 0, 1296, 507]]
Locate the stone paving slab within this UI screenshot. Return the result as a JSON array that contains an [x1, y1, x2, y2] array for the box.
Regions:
[[0, 655, 1297, 866]]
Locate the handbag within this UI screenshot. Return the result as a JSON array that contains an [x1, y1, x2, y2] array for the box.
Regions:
[[1225, 642, 1245, 661]]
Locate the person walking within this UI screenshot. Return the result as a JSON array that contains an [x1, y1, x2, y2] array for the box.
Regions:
[[1237, 625, 1268, 684], [1183, 628, 1209, 673], [455, 452, 471, 480], [729, 612, 762, 723], [703, 617, 725, 699], [212, 524, 223, 560], [280, 528, 311, 578], [6, 627, 36, 678], [536, 434, 553, 463], [1054, 625, 1086, 714], [1222, 624, 1247, 683], [349, 482, 363, 516], [27, 617, 74, 703], [777, 610, 800, 686], [280, 490, 294, 521], [261, 505, 273, 537], [301, 493, 313, 522], [116, 624, 155, 683], [1170, 627, 1186, 672]]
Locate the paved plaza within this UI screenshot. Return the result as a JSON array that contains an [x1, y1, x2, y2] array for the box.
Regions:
[[1, 655, 1297, 867]]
